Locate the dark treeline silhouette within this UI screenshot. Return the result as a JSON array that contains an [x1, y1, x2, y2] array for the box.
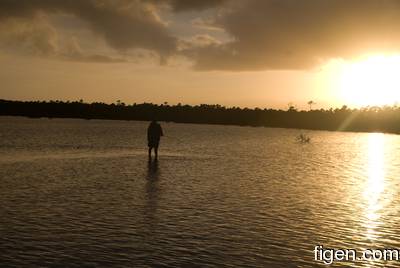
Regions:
[[1, 99, 400, 134]]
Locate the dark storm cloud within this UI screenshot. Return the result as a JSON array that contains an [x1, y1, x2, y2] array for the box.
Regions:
[[64, 53, 125, 63], [144, 0, 227, 11], [0, 0, 177, 60], [3, 0, 400, 69], [188, 0, 400, 70], [0, 15, 68, 60], [60, 36, 126, 63], [166, 0, 227, 11], [0, 15, 126, 63]]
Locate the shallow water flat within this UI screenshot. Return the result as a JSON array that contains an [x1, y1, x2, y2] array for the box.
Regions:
[[1, 117, 400, 267]]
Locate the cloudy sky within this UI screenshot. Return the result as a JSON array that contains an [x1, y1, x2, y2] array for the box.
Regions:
[[2, 0, 400, 109]]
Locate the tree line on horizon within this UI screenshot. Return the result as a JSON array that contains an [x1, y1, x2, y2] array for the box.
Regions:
[[1, 99, 400, 134]]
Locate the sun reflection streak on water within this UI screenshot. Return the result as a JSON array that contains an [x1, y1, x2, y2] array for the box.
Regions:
[[363, 133, 385, 242]]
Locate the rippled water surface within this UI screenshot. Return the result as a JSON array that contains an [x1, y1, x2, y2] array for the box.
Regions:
[[2, 116, 400, 267]]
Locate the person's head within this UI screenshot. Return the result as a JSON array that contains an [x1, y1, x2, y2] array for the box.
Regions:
[[151, 119, 157, 124]]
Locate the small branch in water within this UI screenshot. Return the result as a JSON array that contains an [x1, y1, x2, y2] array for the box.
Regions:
[[297, 133, 310, 143]]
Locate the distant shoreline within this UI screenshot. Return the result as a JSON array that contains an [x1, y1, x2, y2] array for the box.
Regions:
[[1, 99, 400, 134]]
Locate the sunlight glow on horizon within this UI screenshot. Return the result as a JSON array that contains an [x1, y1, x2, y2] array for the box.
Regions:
[[338, 55, 400, 108]]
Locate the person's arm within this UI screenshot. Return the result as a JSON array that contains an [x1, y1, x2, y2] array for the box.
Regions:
[[159, 125, 164, 136]]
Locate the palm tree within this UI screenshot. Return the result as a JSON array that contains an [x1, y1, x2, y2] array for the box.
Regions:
[[287, 102, 297, 112], [307, 100, 316, 111]]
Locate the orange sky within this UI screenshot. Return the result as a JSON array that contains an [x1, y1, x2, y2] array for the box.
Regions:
[[2, 1, 400, 109]]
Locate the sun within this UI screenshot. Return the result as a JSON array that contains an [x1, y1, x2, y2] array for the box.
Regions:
[[339, 55, 400, 107]]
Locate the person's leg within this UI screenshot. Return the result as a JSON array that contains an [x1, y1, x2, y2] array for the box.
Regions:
[[148, 147, 152, 160], [154, 145, 158, 161]]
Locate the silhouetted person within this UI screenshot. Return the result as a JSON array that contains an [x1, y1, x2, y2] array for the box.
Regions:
[[147, 120, 163, 161]]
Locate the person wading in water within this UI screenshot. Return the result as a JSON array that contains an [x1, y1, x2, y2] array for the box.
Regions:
[[147, 120, 163, 161]]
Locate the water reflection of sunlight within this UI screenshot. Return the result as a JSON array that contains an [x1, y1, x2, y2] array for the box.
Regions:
[[363, 133, 385, 241]]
